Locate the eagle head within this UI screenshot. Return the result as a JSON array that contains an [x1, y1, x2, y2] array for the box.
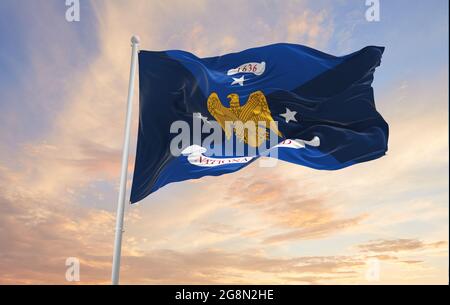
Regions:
[[227, 93, 240, 113]]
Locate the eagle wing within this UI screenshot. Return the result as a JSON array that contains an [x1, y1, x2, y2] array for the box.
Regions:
[[239, 91, 283, 141], [207, 92, 238, 140]]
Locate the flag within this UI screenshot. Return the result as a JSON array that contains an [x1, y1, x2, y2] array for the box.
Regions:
[[130, 43, 388, 203]]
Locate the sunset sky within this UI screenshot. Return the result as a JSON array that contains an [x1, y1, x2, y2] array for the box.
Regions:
[[0, 0, 448, 284]]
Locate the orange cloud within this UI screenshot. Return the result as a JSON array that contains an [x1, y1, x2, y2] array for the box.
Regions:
[[357, 239, 447, 253]]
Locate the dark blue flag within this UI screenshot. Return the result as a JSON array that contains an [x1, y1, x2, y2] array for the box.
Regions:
[[130, 43, 388, 203]]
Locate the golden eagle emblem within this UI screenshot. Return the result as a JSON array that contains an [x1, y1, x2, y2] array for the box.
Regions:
[[207, 91, 282, 147]]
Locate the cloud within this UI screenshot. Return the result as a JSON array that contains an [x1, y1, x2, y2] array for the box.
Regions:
[[0, 187, 115, 284], [119, 249, 366, 284], [287, 10, 333, 47], [357, 239, 447, 253], [220, 169, 367, 243], [263, 215, 366, 244], [0, 176, 368, 285], [0, 159, 446, 284]]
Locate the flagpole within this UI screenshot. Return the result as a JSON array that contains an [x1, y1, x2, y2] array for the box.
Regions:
[[111, 35, 140, 285]]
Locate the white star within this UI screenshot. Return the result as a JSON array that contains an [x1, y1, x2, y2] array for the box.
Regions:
[[280, 108, 298, 123], [231, 75, 246, 86]]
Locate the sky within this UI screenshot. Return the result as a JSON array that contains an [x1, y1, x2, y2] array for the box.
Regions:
[[0, 0, 448, 284]]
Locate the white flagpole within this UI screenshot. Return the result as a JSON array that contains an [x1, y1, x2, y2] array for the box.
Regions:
[[111, 35, 140, 285]]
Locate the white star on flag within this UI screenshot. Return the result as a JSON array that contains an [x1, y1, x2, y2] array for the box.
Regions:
[[231, 75, 246, 86], [280, 107, 298, 123]]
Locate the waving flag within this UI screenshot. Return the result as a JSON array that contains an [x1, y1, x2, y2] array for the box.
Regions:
[[130, 43, 388, 203]]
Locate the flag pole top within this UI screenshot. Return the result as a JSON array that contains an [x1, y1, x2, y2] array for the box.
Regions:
[[131, 35, 140, 45]]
